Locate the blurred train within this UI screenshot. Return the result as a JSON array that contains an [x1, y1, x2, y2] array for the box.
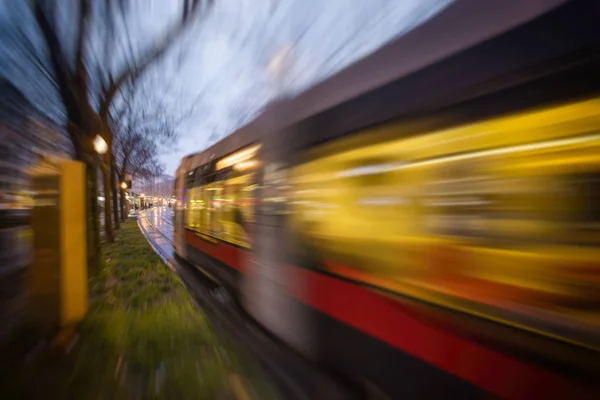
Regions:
[[175, 1, 600, 398]]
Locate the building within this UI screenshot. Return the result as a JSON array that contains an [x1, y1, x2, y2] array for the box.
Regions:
[[0, 78, 68, 339]]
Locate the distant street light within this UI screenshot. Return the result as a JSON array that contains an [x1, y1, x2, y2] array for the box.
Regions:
[[93, 135, 108, 155], [120, 182, 127, 190]]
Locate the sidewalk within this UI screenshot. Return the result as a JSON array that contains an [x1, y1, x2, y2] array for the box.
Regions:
[[2, 218, 278, 399]]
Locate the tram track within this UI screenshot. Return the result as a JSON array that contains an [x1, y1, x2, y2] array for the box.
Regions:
[[140, 209, 173, 244]]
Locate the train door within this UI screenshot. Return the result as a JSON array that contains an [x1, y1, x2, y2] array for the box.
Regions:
[[240, 140, 316, 357]]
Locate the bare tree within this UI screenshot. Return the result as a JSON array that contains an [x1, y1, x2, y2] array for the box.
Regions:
[[3, 0, 213, 271], [111, 76, 188, 221], [114, 133, 164, 218]]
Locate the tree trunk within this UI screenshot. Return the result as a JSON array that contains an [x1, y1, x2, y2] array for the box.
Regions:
[[71, 131, 100, 276], [86, 161, 101, 276], [102, 167, 113, 242], [119, 173, 127, 221], [111, 163, 120, 230], [102, 139, 114, 243]]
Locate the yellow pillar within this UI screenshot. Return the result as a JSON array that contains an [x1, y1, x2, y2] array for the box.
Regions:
[[31, 157, 87, 336], [59, 160, 88, 326]]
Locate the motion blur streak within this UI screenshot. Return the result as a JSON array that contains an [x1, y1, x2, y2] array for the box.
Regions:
[[291, 97, 600, 350], [5, 0, 600, 398], [174, 1, 600, 397]]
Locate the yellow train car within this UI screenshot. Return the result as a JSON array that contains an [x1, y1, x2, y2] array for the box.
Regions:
[[175, 1, 600, 397], [290, 96, 600, 349]]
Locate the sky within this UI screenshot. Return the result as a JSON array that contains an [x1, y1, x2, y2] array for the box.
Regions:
[[158, 0, 453, 175], [0, 0, 452, 176]]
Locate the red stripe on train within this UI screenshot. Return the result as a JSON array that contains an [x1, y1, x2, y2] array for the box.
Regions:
[[185, 230, 245, 272], [285, 265, 597, 399], [183, 230, 595, 397]]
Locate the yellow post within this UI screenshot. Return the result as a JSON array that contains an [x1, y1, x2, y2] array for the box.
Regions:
[[58, 160, 88, 326], [30, 157, 87, 338]]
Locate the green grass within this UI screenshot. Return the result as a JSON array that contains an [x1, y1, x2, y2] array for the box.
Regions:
[[58, 218, 279, 399]]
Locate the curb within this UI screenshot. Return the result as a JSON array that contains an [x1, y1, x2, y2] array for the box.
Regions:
[[136, 216, 177, 274]]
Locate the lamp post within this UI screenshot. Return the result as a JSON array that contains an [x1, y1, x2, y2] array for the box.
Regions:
[[93, 135, 108, 155], [93, 134, 109, 211], [119, 182, 128, 217], [93, 133, 115, 240]]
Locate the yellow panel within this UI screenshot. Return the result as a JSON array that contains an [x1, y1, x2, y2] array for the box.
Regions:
[[59, 160, 88, 326]]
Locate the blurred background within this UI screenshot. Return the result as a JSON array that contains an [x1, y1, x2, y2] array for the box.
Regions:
[[1, 0, 600, 399]]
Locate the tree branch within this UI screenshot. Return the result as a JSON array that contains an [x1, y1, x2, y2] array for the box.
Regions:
[[100, 0, 213, 117], [74, 0, 91, 99], [34, 1, 74, 102]]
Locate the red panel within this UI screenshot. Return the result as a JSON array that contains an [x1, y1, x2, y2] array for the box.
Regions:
[[183, 227, 596, 397], [286, 265, 598, 399], [185, 230, 246, 272]]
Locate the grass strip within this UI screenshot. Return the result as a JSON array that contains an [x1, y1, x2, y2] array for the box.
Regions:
[[2, 218, 278, 399]]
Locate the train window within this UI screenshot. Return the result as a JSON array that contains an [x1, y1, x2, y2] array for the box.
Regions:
[[220, 170, 254, 247], [558, 172, 600, 246], [214, 145, 260, 248], [185, 167, 206, 231], [199, 182, 209, 234], [424, 161, 490, 239], [261, 163, 288, 217], [186, 186, 203, 230], [238, 172, 256, 234], [220, 173, 235, 242], [202, 178, 222, 237], [184, 145, 259, 247], [565, 172, 600, 224]]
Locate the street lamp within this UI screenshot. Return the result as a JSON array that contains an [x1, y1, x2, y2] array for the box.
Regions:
[[93, 135, 108, 155], [120, 182, 127, 190]]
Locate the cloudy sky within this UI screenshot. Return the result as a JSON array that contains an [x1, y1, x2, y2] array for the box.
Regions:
[[0, 0, 451, 174], [158, 0, 452, 174]]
